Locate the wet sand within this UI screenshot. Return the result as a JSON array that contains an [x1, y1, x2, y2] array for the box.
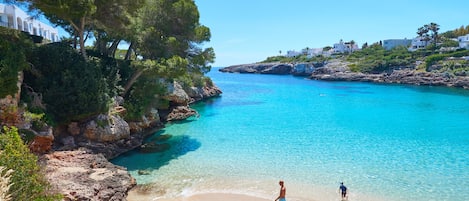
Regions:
[[127, 191, 272, 201]]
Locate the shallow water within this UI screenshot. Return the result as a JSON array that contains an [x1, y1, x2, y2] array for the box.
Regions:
[[113, 69, 469, 201]]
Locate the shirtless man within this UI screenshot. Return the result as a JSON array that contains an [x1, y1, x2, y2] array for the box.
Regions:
[[274, 180, 286, 201]]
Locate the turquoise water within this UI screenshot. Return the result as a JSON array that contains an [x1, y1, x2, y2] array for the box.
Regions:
[[113, 69, 469, 201]]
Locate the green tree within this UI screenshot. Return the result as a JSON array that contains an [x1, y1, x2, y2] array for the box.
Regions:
[[25, 43, 112, 124], [121, 0, 214, 96], [428, 22, 440, 48]]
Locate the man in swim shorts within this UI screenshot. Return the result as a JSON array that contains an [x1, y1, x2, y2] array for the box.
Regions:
[[275, 180, 286, 201]]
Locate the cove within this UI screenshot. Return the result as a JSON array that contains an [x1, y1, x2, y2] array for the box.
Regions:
[[113, 68, 469, 201]]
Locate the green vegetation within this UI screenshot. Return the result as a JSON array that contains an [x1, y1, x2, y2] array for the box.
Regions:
[[260, 22, 469, 75], [0, 0, 215, 196], [441, 24, 469, 38], [262, 55, 328, 64], [346, 45, 414, 73], [24, 43, 113, 125], [0, 27, 33, 98], [0, 126, 61, 201]]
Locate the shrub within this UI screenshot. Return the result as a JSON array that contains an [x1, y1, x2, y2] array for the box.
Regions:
[[0, 126, 61, 201], [0, 27, 34, 98], [24, 43, 112, 124]]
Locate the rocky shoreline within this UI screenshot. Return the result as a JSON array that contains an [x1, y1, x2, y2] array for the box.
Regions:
[[220, 60, 469, 89], [28, 82, 222, 200]]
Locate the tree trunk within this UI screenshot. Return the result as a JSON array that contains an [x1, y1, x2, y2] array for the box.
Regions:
[[78, 17, 87, 59], [121, 69, 143, 97], [108, 39, 121, 57], [125, 42, 135, 60]]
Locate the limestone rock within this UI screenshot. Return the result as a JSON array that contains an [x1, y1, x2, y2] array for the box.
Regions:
[[166, 106, 198, 121], [164, 81, 190, 105], [40, 149, 136, 201], [220, 63, 293, 74], [29, 127, 54, 154], [186, 85, 222, 103], [292, 63, 315, 76], [84, 114, 130, 142], [67, 122, 81, 136]]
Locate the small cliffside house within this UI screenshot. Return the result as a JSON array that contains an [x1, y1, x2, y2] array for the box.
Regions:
[[382, 39, 412, 50], [408, 37, 431, 51], [0, 3, 59, 42], [458, 34, 469, 49], [333, 39, 359, 53]]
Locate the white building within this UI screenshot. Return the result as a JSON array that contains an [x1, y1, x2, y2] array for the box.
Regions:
[[0, 3, 59, 42], [286, 50, 302, 57], [382, 39, 412, 50], [457, 34, 469, 49], [333, 39, 359, 53], [408, 37, 430, 51]]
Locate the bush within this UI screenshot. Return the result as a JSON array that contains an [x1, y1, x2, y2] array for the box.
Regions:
[[24, 43, 112, 124], [0, 27, 34, 98], [0, 126, 61, 201]]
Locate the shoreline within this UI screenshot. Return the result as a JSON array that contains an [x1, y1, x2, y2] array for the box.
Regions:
[[124, 176, 390, 201], [219, 62, 469, 89]]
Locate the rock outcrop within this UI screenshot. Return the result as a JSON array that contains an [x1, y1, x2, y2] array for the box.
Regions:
[[220, 63, 294, 74], [28, 126, 54, 154], [186, 85, 223, 103], [40, 149, 136, 201], [310, 68, 469, 89], [165, 106, 198, 121]]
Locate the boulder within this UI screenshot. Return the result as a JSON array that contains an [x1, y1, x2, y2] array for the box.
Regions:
[[29, 127, 54, 154], [166, 106, 198, 121], [40, 149, 136, 201], [186, 85, 222, 103], [84, 114, 130, 142], [164, 81, 190, 105]]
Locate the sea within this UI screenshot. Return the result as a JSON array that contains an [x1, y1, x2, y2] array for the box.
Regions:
[[112, 68, 469, 201]]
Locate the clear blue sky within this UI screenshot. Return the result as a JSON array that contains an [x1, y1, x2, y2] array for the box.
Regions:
[[195, 0, 469, 67]]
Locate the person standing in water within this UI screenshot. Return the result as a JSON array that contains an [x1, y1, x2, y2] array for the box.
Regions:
[[339, 182, 347, 200], [275, 180, 286, 201]]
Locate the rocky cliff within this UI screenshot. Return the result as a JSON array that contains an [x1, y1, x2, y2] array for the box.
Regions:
[[220, 60, 469, 89], [219, 62, 318, 75], [38, 81, 221, 199], [310, 67, 469, 89]]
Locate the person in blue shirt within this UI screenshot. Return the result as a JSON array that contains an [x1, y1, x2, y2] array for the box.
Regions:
[[339, 182, 347, 200]]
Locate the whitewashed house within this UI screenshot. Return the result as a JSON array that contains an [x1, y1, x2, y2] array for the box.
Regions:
[[333, 39, 359, 53], [408, 37, 430, 51], [457, 34, 469, 49], [0, 3, 59, 42], [382, 39, 412, 50]]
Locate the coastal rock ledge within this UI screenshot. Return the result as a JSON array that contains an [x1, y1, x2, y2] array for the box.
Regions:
[[40, 149, 136, 201]]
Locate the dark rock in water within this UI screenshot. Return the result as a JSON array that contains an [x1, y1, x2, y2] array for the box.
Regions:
[[153, 134, 172, 142], [139, 142, 171, 153], [137, 170, 151, 175]]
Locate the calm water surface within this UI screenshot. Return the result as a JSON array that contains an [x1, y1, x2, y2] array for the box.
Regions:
[[113, 68, 469, 201]]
